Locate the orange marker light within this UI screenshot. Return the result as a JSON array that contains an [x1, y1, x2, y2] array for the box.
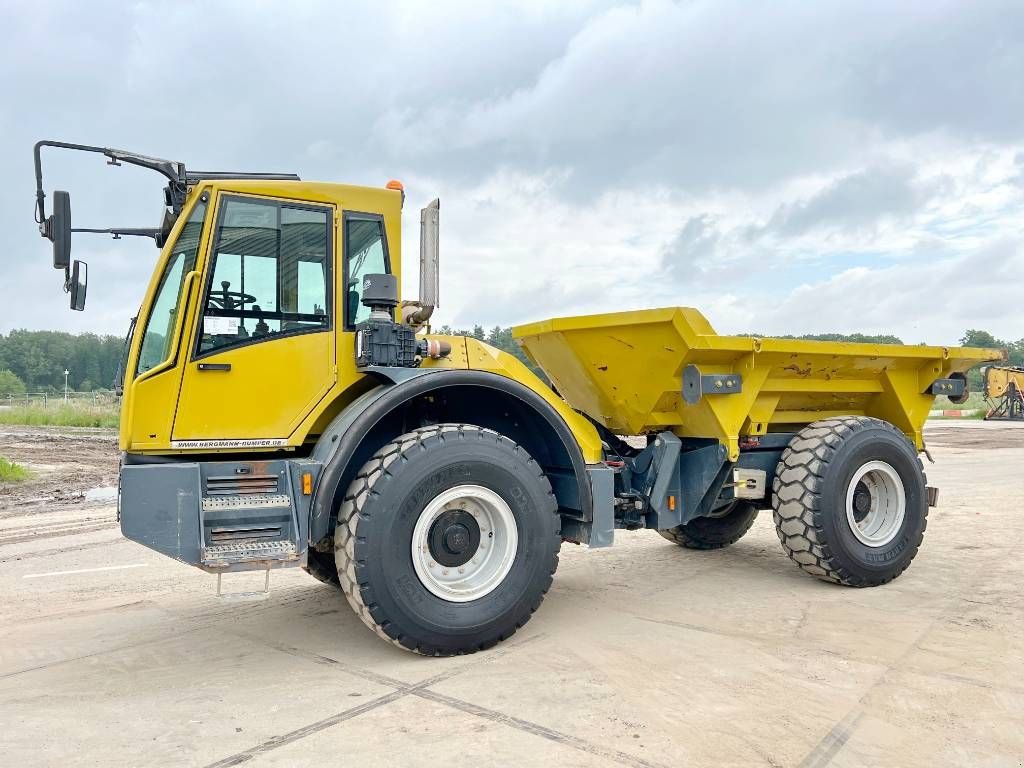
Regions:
[[302, 472, 313, 495], [668, 495, 676, 511], [386, 179, 404, 192]]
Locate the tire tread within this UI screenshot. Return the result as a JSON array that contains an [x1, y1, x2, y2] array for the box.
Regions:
[[771, 416, 928, 586], [335, 424, 559, 655]]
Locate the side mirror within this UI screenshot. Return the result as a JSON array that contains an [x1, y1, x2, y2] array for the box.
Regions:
[[69, 260, 88, 311], [419, 199, 440, 309], [49, 190, 72, 270]]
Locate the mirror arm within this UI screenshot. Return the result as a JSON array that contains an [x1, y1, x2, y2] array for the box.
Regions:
[[72, 227, 161, 241], [34, 139, 188, 223]]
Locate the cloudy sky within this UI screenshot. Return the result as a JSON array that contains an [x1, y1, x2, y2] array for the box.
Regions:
[[2, 0, 1022, 344]]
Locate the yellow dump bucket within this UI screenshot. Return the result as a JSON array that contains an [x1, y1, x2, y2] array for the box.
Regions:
[[513, 308, 1002, 459]]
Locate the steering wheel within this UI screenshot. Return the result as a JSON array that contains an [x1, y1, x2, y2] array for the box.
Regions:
[[207, 281, 257, 312]]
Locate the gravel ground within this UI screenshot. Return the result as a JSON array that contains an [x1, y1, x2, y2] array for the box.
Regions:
[[0, 420, 1021, 767]]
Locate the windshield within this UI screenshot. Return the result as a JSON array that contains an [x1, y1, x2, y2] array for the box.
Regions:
[[135, 199, 208, 376], [114, 315, 137, 394]]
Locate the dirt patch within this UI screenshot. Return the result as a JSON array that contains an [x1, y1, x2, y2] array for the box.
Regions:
[[925, 423, 1024, 450], [0, 425, 119, 514]]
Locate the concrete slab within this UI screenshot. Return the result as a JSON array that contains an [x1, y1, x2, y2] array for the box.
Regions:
[[0, 421, 1021, 767]]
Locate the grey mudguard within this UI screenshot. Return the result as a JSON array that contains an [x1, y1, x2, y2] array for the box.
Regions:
[[306, 367, 596, 550]]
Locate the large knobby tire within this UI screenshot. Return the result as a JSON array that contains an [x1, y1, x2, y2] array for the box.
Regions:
[[335, 424, 560, 655], [772, 416, 928, 587], [657, 501, 760, 549]]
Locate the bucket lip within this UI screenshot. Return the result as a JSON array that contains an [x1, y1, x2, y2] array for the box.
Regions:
[[512, 307, 692, 339], [512, 307, 1002, 367]]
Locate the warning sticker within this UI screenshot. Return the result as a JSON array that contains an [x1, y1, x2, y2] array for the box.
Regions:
[[204, 316, 239, 335]]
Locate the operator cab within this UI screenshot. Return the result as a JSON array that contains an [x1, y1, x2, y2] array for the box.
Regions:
[[31, 139, 440, 455]]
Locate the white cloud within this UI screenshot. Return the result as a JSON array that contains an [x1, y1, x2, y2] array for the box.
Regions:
[[1, 0, 1022, 347]]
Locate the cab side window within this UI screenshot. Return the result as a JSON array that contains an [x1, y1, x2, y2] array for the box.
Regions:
[[344, 214, 390, 327], [198, 197, 332, 356], [136, 199, 207, 376]]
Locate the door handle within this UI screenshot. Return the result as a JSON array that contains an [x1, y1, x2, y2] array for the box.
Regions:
[[197, 363, 231, 372]]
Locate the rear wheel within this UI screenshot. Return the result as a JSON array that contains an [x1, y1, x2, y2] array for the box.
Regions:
[[335, 424, 560, 655], [657, 501, 760, 549], [772, 416, 928, 586]]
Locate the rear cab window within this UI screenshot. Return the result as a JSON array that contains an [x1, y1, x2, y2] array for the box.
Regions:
[[344, 213, 391, 327]]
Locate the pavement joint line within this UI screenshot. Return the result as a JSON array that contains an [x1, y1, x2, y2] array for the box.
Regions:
[[628, 611, 1024, 696], [203, 632, 548, 767], [0, 598, 156, 628], [797, 710, 865, 768], [228, 628, 546, 694], [203, 688, 410, 768], [0, 625, 202, 680], [794, 543, 1019, 767], [225, 630, 413, 691], [412, 687, 672, 768], [207, 632, 669, 768], [22, 562, 148, 579], [0, 598, 283, 680]]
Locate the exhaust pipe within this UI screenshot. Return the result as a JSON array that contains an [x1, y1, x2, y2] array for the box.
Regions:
[[403, 199, 440, 327]]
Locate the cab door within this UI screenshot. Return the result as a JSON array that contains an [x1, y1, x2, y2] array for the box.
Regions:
[[172, 193, 336, 445]]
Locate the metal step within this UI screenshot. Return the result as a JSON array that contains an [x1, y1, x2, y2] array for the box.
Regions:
[[201, 539, 298, 567], [202, 494, 291, 511]]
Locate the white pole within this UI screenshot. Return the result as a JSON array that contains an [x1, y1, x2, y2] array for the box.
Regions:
[[64, 369, 70, 403]]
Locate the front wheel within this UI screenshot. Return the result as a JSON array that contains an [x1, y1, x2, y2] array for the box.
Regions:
[[772, 416, 928, 586], [335, 424, 560, 655]]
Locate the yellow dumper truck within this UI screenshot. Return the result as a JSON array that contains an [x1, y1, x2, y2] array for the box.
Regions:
[[33, 140, 1001, 655], [984, 366, 1024, 420]]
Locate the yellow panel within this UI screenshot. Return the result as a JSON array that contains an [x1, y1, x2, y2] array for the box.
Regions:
[[173, 330, 335, 440], [125, 367, 187, 450], [124, 179, 404, 453], [120, 194, 216, 451], [985, 366, 1024, 398], [515, 307, 1003, 459], [416, 336, 603, 464]]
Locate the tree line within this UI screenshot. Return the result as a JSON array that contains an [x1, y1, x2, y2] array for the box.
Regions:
[[0, 326, 1019, 397], [0, 331, 126, 394]]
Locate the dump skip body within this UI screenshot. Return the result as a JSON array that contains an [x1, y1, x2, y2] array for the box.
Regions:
[[513, 307, 1002, 459]]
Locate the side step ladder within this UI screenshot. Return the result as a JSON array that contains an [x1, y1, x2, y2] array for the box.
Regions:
[[200, 466, 302, 571]]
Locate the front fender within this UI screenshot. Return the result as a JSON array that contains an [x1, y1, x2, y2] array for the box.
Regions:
[[307, 368, 599, 547]]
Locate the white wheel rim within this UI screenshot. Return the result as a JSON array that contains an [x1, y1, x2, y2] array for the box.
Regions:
[[845, 460, 906, 547], [411, 484, 519, 603]]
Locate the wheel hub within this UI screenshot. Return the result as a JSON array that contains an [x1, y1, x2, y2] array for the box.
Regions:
[[845, 461, 907, 547], [428, 510, 481, 567], [411, 485, 519, 603], [852, 482, 872, 522]]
